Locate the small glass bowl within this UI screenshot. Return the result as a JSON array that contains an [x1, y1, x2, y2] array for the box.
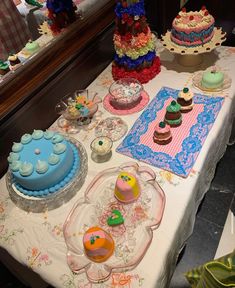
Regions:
[[90, 136, 113, 156], [109, 78, 143, 109], [55, 90, 101, 133]]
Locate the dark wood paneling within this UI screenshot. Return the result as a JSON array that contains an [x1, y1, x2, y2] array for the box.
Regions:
[[0, 24, 115, 177], [0, 0, 115, 122]]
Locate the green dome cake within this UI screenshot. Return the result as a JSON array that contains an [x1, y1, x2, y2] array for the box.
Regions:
[[164, 100, 182, 127], [201, 69, 224, 89]]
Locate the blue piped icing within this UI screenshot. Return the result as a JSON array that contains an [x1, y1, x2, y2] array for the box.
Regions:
[[8, 152, 20, 163], [9, 160, 22, 172], [19, 162, 34, 176], [51, 133, 64, 143], [21, 134, 32, 144], [12, 142, 23, 153], [53, 143, 66, 154], [32, 130, 44, 140], [48, 153, 60, 165], [114, 51, 156, 69], [35, 160, 49, 174], [44, 130, 54, 139], [14, 144, 80, 197]]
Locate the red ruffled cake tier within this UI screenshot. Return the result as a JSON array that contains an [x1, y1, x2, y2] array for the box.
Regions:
[[112, 56, 161, 84]]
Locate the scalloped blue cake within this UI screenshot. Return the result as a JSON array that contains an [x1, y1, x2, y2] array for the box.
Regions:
[[7, 130, 80, 197]]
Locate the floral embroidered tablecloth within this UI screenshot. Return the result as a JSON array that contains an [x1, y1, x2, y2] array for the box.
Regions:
[[0, 45, 235, 288]]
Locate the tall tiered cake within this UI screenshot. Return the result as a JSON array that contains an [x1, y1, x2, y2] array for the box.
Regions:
[[112, 0, 161, 84]]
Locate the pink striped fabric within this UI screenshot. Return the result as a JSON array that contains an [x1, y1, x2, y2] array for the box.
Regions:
[[140, 98, 204, 157]]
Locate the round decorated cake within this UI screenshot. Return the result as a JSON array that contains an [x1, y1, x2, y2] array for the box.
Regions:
[[153, 122, 172, 145], [164, 100, 182, 127], [0, 61, 10, 75], [114, 171, 140, 203], [8, 54, 21, 67], [177, 87, 194, 112], [24, 40, 40, 55], [171, 6, 215, 47], [7, 130, 80, 197], [109, 78, 143, 109], [83, 226, 114, 263], [201, 68, 224, 89]]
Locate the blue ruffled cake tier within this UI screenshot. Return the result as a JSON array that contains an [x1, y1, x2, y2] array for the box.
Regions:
[[114, 50, 156, 70], [171, 25, 214, 45], [115, 0, 145, 19]]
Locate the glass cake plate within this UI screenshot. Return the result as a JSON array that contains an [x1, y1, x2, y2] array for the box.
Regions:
[[6, 136, 88, 213], [192, 71, 232, 92], [63, 162, 165, 283], [95, 117, 128, 142]]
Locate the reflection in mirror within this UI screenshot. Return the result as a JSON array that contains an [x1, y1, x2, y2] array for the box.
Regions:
[[0, 0, 85, 78]]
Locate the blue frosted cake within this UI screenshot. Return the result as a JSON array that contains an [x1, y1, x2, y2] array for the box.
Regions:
[[7, 130, 80, 197]]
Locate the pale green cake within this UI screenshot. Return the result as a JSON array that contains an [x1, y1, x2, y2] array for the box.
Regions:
[[201, 70, 224, 89]]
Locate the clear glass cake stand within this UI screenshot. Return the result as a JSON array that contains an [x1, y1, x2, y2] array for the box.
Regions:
[[6, 136, 88, 213]]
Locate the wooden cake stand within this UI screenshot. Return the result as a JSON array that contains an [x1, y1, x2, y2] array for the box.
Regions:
[[161, 27, 226, 67]]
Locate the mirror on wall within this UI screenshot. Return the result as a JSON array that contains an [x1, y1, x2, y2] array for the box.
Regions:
[[0, 0, 102, 79]]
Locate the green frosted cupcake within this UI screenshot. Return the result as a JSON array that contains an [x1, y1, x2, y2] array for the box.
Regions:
[[0, 61, 10, 76], [164, 100, 182, 127]]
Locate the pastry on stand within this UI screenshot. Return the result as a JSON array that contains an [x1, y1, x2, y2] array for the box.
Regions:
[[153, 121, 172, 144], [83, 226, 114, 263], [192, 67, 232, 92], [201, 67, 224, 89], [164, 100, 182, 127], [161, 6, 226, 66], [8, 54, 21, 70], [177, 87, 194, 113], [0, 61, 10, 76]]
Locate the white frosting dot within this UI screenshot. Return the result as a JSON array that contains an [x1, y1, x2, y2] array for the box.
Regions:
[[35, 148, 41, 155]]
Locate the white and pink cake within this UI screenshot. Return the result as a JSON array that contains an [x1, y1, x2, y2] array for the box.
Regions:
[[83, 226, 114, 263], [109, 78, 143, 110], [170, 6, 215, 47], [153, 122, 172, 145], [114, 172, 140, 203]]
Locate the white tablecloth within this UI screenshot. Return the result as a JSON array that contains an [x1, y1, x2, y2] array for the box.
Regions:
[[0, 45, 235, 288]]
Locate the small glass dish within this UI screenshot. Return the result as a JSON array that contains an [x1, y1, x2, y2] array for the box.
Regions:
[[90, 136, 113, 163], [55, 90, 101, 133], [95, 117, 128, 142], [109, 78, 143, 110]]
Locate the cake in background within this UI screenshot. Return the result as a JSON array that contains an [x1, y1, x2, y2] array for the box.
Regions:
[[114, 171, 140, 203], [112, 0, 161, 84], [83, 226, 114, 263], [177, 87, 194, 112], [7, 130, 80, 197], [8, 54, 21, 70], [23, 40, 40, 56], [171, 6, 215, 47], [164, 100, 182, 127], [46, 0, 77, 35], [8, 54, 21, 66], [0, 61, 10, 75], [153, 122, 172, 145], [201, 67, 224, 89]]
